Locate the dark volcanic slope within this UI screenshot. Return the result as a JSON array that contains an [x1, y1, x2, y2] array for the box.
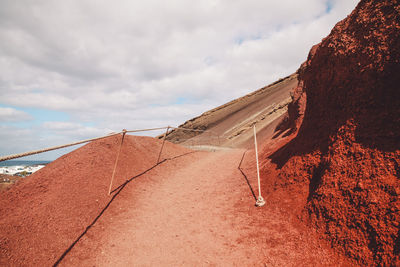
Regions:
[[266, 0, 400, 265], [164, 73, 297, 149]]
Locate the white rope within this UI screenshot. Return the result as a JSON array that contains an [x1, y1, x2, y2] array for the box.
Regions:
[[1, 124, 263, 208], [0, 125, 225, 162], [253, 124, 265, 207], [125, 126, 169, 133], [0, 132, 123, 162]]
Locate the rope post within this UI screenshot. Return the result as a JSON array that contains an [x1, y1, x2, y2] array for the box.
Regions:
[[157, 126, 170, 164], [253, 124, 266, 207], [108, 129, 127, 196]]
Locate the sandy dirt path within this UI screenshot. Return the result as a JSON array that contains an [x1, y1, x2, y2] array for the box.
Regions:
[[60, 149, 346, 266]]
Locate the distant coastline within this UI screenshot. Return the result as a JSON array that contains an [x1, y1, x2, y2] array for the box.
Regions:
[[0, 160, 51, 167], [1, 160, 51, 190]]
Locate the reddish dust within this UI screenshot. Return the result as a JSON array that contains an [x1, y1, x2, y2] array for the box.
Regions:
[[0, 135, 190, 266], [0, 134, 351, 266], [1, 1, 399, 266]]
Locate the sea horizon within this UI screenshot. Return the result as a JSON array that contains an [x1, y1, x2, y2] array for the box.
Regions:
[[0, 160, 52, 167]]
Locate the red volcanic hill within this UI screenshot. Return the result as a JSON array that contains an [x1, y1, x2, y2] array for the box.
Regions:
[[1, 1, 399, 266], [0, 135, 190, 266], [265, 0, 400, 265]]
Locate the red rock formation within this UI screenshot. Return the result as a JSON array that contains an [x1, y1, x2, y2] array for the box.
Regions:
[[269, 0, 400, 265]]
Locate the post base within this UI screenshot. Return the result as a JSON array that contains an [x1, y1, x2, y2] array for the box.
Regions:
[[255, 196, 266, 207]]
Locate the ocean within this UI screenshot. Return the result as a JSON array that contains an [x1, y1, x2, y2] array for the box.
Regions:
[[0, 160, 51, 167]]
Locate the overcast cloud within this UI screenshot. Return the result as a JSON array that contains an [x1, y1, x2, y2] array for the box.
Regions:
[[0, 0, 359, 160]]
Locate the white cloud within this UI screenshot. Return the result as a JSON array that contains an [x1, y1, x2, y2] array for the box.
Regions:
[[0, 124, 85, 161], [42, 121, 112, 137], [0, 0, 360, 159], [0, 107, 32, 122]]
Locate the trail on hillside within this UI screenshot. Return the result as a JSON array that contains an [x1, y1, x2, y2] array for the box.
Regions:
[[58, 149, 346, 266]]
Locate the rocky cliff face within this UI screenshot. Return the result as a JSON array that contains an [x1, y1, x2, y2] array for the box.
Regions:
[[270, 0, 400, 265]]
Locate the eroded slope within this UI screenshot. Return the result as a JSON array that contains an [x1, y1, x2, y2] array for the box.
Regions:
[[164, 73, 297, 148]]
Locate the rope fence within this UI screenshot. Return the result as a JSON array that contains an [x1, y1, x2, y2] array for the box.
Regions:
[[0, 132, 124, 162], [0, 123, 266, 207], [0, 125, 216, 162]]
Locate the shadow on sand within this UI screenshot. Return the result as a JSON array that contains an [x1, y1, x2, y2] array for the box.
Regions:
[[53, 151, 196, 266], [237, 150, 257, 202]]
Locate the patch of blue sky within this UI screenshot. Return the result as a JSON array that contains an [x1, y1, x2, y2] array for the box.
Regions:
[[81, 121, 95, 127], [18, 107, 69, 122], [235, 37, 245, 45], [149, 103, 162, 108], [234, 34, 262, 45], [0, 104, 69, 127], [326, 0, 333, 13], [312, 1, 334, 20], [176, 96, 201, 105], [175, 97, 189, 105], [19, 144, 83, 161], [204, 56, 217, 66]]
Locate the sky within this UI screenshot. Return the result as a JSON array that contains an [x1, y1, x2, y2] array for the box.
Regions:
[[0, 0, 359, 160]]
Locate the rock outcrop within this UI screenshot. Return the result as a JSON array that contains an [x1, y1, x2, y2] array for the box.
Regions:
[[269, 0, 400, 265]]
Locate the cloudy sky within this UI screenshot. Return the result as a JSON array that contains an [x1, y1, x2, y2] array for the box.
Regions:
[[0, 0, 359, 160]]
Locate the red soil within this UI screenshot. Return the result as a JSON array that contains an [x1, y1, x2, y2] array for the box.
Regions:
[[264, 0, 400, 265], [1, 1, 399, 265], [0, 135, 190, 266], [0, 134, 351, 266]]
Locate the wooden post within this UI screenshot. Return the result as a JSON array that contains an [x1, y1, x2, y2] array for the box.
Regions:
[[253, 125, 265, 207], [157, 126, 170, 164], [108, 129, 127, 196]]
